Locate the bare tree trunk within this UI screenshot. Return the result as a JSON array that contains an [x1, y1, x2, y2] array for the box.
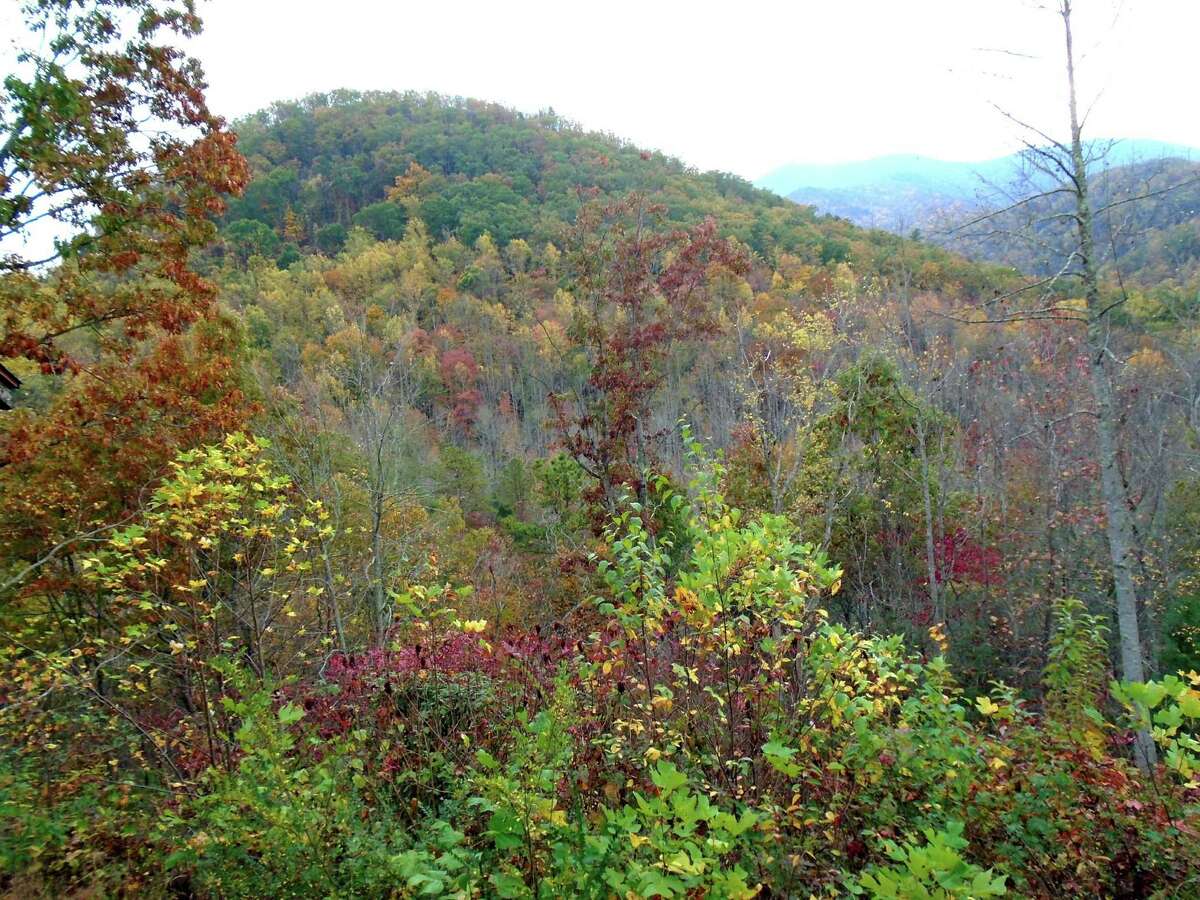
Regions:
[[916, 416, 940, 623], [1060, 0, 1155, 770], [370, 488, 388, 647], [320, 543, 348, 653]]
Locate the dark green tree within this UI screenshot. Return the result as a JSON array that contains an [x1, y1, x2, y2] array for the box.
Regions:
[[224, 219, 281, 262], [315, 222, 348, 255]]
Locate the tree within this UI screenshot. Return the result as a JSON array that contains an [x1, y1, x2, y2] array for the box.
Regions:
[[0, 1, 251, 706], [810, 353, 955, 636], [225, 218, 281, 262], [1, 0, 248, 371], [302, 320, 425, 647], [1057, 0, 1146, 714], [957, 0, 1165, 767], [550, 194, 748, 511], [316, 222, 348, 255], [732, 276, 840, 515], [352, 200, 408, 241]]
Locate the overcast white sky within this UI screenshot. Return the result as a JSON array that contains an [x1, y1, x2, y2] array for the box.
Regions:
[[179, 0, 1199, 178], [1, 0, 1196, 178]]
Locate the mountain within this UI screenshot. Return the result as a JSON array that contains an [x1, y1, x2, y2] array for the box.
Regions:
[[203, 94, 1196, 660], [10, 79, 1200, 898], [755, 141, 1200, 311], [756, 153, 1015, 201], [218, 89, 1006, 293], [756, 140, 1200, 232], [945, 156, 1200, 286], [206, 90, 1048, 625]]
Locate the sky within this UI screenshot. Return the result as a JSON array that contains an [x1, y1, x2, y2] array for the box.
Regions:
[[177, 0, 1200, 179], [1, 0, 1197, 181]]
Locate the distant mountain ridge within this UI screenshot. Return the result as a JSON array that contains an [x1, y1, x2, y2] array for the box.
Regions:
[[756, 140, 1200, 231], [757, 152, 1014, 198]]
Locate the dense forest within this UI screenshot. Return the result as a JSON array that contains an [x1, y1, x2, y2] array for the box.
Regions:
[[1, 1, 1199, 897]]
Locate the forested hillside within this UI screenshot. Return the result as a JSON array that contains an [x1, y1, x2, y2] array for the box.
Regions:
[[216, 90, 1003, 293], [947, 156, 1200, 323], [761, 145, 1200, 324], [2, 3, 1200, 898]]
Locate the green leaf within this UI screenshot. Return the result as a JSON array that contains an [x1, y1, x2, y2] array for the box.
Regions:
[[488, 809, 525, 851], [650, 760, 688, 796], [475, 749, 500, 770], [762, 740, 797, 759], [1179, 691, 1200, 719]]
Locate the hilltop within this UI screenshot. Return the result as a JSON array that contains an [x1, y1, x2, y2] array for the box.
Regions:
[[218, 90, 1008, 295]]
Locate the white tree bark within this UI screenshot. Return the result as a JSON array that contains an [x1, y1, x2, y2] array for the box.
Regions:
[[1059, 0, 1155, 770]]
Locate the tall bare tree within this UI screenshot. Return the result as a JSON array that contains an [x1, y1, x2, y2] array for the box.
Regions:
[[1056, 0, 1157, 768], [955, 0, 1173, 768]]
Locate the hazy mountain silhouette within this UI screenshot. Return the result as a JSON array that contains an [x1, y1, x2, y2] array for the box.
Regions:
[[756, 140, 1200, 232]]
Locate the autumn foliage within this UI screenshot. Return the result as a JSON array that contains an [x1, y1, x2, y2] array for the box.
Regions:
[[3, 5, 1200, 898]]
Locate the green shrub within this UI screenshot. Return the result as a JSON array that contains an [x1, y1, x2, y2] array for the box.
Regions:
[[163, 665, 407, 897], [850, 822, 1006, 899]]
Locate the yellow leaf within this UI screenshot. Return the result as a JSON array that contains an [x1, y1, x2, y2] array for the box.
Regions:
[[976, 696, 1000, 717]]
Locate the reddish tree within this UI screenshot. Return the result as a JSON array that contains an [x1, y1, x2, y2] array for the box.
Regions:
[[0, 1, 250, 614], [438, 345, 483, 433], [1, 0, 250, 373], [551, 194, 749, 510]]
